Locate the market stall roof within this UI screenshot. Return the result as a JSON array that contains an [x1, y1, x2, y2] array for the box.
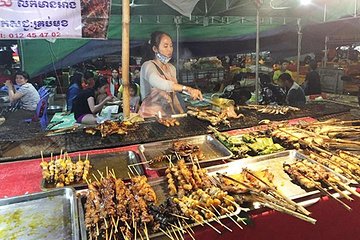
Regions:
[[19, 0, 360, 77]]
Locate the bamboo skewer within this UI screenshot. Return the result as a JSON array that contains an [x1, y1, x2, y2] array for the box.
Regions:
[[137, 230, 144, 240], [218, 205, 246, 227], [338, 150, 360, 161], [329, 177, 360, 198], [219, 174, 316, 223], [190, 216, 204, 226], [243, 168, 311, 216], [196, 205, 232, 232], [128, 161, 152, 166], [182, 220, 194, 234], [294, 171, 352, 211], [323, 179, 353, 201], [127, 165, 135, 176], [300, 156, 360, 201], [92, 173, 100, 184], [202, 219, 222, 234], [212, 205, 244, 230], [170, 213, 189, 220], [97, 170, 104, 180], [309, 152, 360, 183], [144, 222, 150, 240], [170, 227, 180, 240], [259, 198, 317, 224], [159, 228, 175, 240]]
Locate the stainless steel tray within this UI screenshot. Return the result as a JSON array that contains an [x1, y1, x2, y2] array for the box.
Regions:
[[77, 177, 241, 240], [41, 151, 144, 190], [206, 150, 351, 201], [0, 188, 79, 240], [138, 134, 233, 171]]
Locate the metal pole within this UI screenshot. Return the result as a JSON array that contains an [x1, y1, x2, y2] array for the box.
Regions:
[[122, 0, 130, 118], [19, 40, 25, 71], [297, 18, 302, 82], [255, 8, 260, 104], [323, 3, 327, 22], [355, 0, 357, 17], [324, 36, 329, 67], [176, 23, 180, 79]]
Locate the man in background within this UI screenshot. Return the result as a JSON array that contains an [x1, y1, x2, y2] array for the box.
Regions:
[[273, 60, 293, 84]]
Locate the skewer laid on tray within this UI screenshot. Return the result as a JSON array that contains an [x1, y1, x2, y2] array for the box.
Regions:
[[40, 150, 91, 188], [212, 169, 316, 224], [283, 158, 360, 211]]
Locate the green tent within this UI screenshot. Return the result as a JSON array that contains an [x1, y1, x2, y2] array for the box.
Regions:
[[19, 0, 359, 76]]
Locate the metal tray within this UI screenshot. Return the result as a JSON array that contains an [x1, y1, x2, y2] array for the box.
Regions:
[[41, 151, 144, 190], [206, 150, 351, 201], [138, 134, 233, 171], [0, 188, 79, 240], [77, 177, 241, 240]]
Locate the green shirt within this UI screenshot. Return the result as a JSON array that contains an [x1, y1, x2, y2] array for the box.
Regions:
[[273, 70, 293, 84]]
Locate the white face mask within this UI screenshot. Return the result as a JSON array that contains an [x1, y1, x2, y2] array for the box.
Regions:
[[155, 52, 171, 64]]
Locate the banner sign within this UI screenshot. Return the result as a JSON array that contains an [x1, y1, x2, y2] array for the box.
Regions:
[[0, 0, 111, 39]]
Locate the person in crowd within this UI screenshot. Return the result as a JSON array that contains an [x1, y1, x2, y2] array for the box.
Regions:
[[5, 70, 40, 119], [82, 70, 95, 89], [273, 60, 293, 84], [303, 60, 321, 96], [108, 68, 120, 97], [259, 73, 286, 105], [129, 83, 140, 113], [66, 72, 83, 112], [278, 73, 306, 107], [0, 65, 12, 84], [118, 72, 140, 98], [139, 31, 202, 118], [72, 77, 113, 124], [132, 68, 140, 85]]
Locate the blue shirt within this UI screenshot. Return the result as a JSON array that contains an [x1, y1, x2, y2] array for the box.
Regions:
[[67, 83, 80, 112]]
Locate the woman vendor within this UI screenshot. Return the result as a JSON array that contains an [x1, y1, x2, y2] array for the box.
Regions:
[[72, 77, 113, 124], [139, 31, 203, 118], [5, 71, 40, 120]]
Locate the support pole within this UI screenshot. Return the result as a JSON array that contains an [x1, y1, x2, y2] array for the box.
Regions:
[[19, 40, 25, 71], [297, 18, 302, 82], [176, 23, 180, 79], [122, 0, 130, 118], [355, 0, 357, 17], [255, 7, 260, 104], [324, 36, 329, 67]]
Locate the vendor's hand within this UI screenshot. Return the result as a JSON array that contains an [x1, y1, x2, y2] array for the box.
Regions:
[[104, 96, 114, 102], [4, 80, 12, 87], [188, 87, 203, 101]]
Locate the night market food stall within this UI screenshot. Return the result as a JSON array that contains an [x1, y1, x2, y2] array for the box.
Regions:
[[1, 0, 360, 240]]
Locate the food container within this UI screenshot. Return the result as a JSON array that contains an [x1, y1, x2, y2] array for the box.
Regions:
[[206, 150, 351, 203], [138, 135, 233, 172], [41, 151, 144, 190], [77, 177, 242, 240], [0, 188, 79, 240]]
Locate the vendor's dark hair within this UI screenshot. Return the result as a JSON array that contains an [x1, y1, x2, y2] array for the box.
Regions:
[[84, 70, 94, 80], [130, 83, 138, 93], [141, 31, 171, 64], [70, 72, 83, 86], [15, 70, 30, 81], [278, 73, 293, 83], [94, 76, 108, 90]]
